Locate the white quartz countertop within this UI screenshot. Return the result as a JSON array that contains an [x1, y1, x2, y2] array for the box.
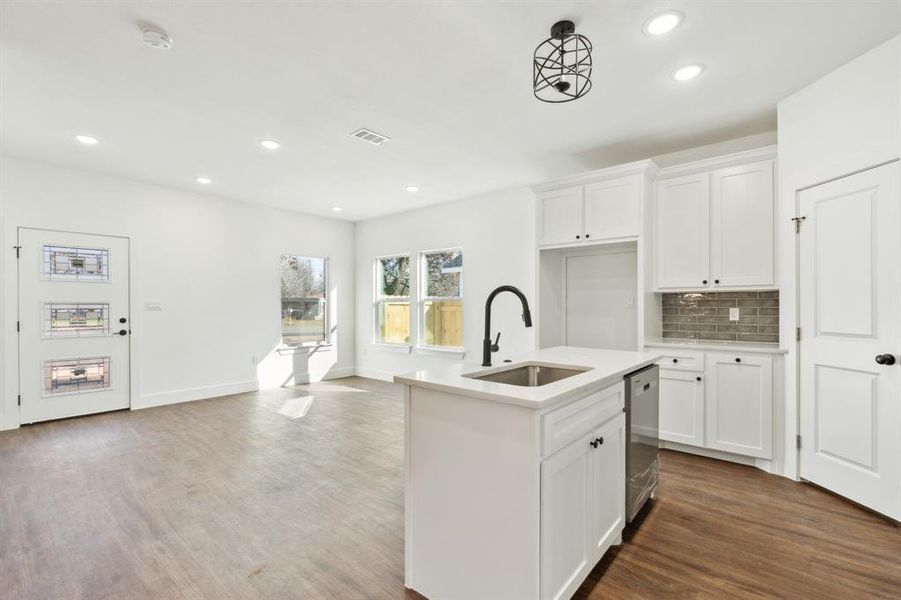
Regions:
[[394, 346, 661, 410], [644, 338, 788, 354]]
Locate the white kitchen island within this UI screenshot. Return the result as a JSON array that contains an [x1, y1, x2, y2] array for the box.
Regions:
[[395, 346, 661, 600]]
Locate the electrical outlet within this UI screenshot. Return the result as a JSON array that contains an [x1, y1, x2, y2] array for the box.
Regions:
[[145, 301, 162, 311], [729, 307, 740, 321]]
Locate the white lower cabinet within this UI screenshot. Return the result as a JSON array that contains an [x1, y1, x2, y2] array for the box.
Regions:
[[706, 352, 774, 459], [652, 346, 776, 460], [658, 369, 705, 447], [541, 413, 625, 600]]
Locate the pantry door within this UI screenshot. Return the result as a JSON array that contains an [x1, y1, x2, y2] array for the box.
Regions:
[[798, 161, 900, 520], [18, 228, 131, 423]]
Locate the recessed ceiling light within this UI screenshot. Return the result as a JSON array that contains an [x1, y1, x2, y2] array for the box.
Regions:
[[643, 12, 683, 36], [259, 139, 281, 150], [332, 207, 342, 212], [672, 64, 704, 81], [195, 176, 212, 185], [406, 185, 420, 193], [74, 134, 99, 145]]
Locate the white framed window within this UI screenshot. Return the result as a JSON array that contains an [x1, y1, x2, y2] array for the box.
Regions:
[[418, 248, 463, 350], [280, 255, 328, 346], [374, 255, 411, 345]]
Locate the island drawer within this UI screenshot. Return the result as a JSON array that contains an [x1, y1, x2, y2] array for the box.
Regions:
[[541, 382, 624, 458]]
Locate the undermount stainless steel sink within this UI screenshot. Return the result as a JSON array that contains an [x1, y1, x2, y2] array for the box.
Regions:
[[465, 363, 590, 387]]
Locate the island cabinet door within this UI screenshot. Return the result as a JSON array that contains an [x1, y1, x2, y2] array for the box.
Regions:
[[588, 413, 626, 560], [540, 431, 593, 600]]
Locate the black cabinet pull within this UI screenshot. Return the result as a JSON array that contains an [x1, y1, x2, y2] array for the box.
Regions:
[[714, 279, 720, 284], [119, 317, 127, 324], [696, 376, 702, 381], [702, 279, 708, 285], [585, 234, 590, 238], [576, 234, 581, 239], [590, 439, 599, 448], [735, 357, 741, 363], [672, 358, 678, 363], [117, 329, 127, 336]]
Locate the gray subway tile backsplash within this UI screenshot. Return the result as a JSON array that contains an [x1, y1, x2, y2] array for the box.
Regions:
[[660, 291, 779, 343]]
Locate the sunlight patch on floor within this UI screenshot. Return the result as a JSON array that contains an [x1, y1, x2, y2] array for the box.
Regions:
[[276, 395, 315, 420]]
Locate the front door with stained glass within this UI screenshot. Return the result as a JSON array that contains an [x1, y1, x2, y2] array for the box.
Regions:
[[17, 228, 131, 423]]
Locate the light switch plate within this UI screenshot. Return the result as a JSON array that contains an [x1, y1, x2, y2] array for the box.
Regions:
[[729, 307, 740, 321]]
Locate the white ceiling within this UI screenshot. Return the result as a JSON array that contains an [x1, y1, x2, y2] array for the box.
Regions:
[[1, 1, 899, 221]]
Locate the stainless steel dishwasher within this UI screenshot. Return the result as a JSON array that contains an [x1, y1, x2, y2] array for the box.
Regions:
[[624, 364, 659, 522]]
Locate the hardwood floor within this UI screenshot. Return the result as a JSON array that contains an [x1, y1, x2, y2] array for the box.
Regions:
[[1, 377, 898, 599]]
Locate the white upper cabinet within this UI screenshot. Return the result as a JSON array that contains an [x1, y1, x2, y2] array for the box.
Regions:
[[654, 173, 710, 289], [535, 166, 651, 247], [710, 160, 775, 288], [654, 155, 776, 291], [537, 186, 583, 246], [583, 176, 641, 240], [705, 352, 774, 459]]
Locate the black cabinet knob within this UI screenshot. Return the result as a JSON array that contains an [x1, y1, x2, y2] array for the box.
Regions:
[[596, 437, 604, 446], [696, 376, 702, 381], [117, 329, 127, 336], [875, 354, 896, 365], [119, 317, 127, 324], [702, 280, 708, 284], [735, 357, 741, 363], [576, 235, 581, 239], [585, 234, 590, 238], [714, 279, 720, 284], [590, 439, 599, 448], [672, 358, 678, 363]]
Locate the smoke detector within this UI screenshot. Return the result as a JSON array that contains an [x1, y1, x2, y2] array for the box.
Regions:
[[142, 27, 174, 50]]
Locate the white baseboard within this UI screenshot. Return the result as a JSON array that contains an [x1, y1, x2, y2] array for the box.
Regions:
[[135, 380, 259, 410], [354, 367, 396, 382]]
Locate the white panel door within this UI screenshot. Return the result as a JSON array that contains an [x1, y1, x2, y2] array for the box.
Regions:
[[18, 229, 130, 423], [588, 414, 625, 561], [540, 432, 591, 600], [538, 187, 583, 246], [799, 161, 900, 520], [584, 176, 640, 241], [705, 352, 773, 459], [710, 160, 775, 288], [655, 173, 710, 289], [658, 369, 705, 447]]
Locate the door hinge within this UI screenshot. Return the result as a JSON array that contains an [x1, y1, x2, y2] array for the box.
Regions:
[[791, 215, 807, 234], [796, 434, 802, 449], [796, 327, 801, 342], [17, 395, 21, 407], [13, 245, 21, 258]]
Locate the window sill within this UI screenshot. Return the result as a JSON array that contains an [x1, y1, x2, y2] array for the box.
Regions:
[[277, 343, 334, 356], [372, 343, 412, 354], [414, 346, 466, 360]]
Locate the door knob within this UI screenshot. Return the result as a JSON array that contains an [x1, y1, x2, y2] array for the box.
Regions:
[[117, 329, 127, 336], [875, 354, 896, 365]]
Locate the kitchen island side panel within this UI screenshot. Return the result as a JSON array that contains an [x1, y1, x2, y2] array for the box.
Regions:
[[405, 386, 541, 600]]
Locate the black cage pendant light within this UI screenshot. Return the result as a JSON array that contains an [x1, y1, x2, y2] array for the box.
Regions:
[[532, 20, 592, 103]]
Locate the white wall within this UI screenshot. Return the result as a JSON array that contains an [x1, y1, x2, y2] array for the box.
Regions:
[[0, 158, 355, 429], [777, 35, 900, 478], [354, 187, 536, 380]]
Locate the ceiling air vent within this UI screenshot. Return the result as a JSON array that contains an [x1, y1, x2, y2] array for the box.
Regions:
[[350, 128, 391, 146]]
